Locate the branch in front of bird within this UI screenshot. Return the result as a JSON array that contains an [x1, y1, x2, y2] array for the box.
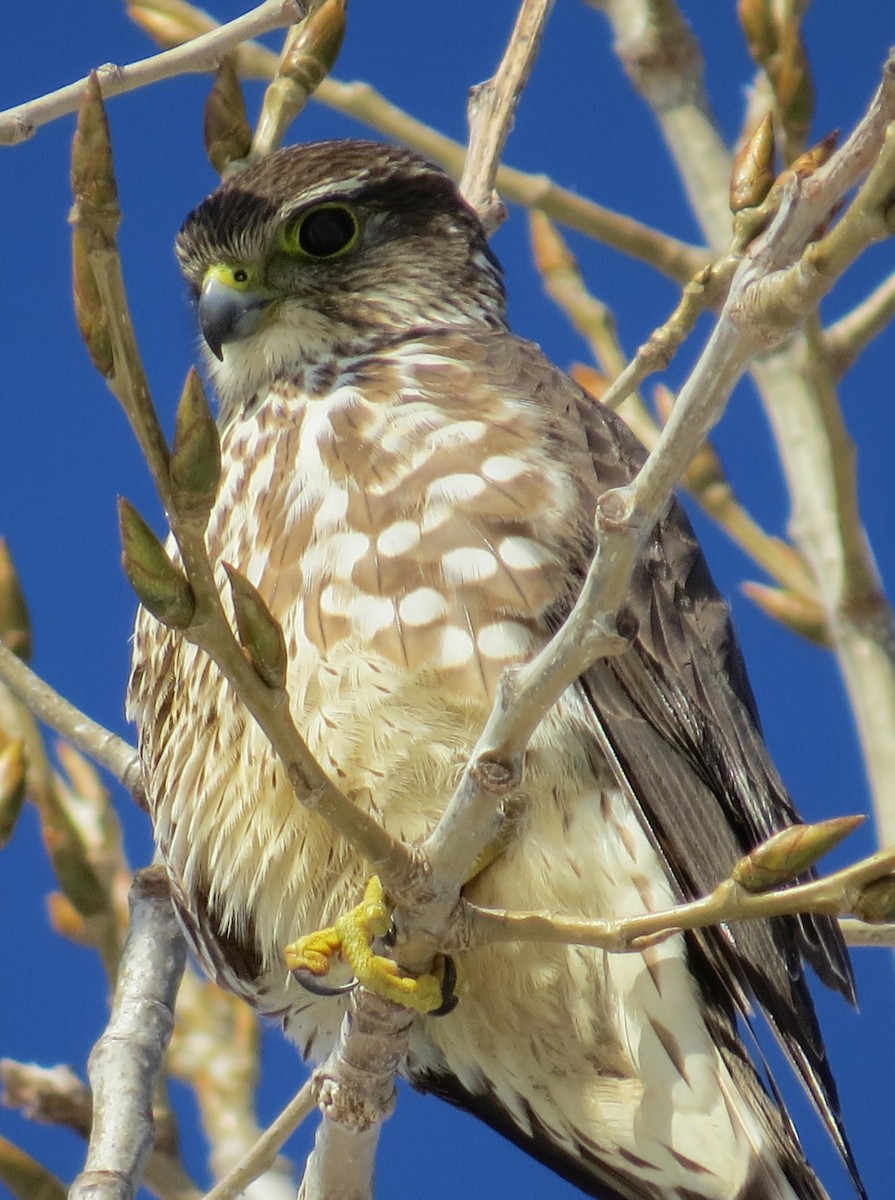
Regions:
[[71, 78, 418, 904], [529, 192, 827, 642], [68, 81, 435, 1196], [417, 68, 895, 933], [453, 822, 895, 958]]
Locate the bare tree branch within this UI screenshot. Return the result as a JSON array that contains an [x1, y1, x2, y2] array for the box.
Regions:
[[167, 972, 299, 1200], [456, 844, 895, 956], [203, 1081, 315, 1200], [824, 269, 895, 377], [0, 0, 305, 147], [70, 867, 187, 1200], [249, 0, 346, 161], [459, 0, 554, 229], [298, 995, 415, 1200], [70, 77, 422, 899], [595, 0, 895, 850], [126, 0, 708, 282], [0, 641, 143, 801]]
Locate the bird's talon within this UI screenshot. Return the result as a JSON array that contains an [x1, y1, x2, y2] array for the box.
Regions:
[[292, 967, 359, 998], [284, 924, 343, 977], [284, 878, 455, 1015]]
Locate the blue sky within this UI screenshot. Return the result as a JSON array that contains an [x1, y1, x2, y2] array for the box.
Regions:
[[1, 3, 894, 1198]]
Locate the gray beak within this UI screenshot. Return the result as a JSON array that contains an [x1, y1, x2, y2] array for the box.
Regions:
[[198, 274, 278, 361]]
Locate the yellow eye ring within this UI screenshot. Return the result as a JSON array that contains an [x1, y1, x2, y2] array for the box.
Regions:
[[279, 203, 360, 260]]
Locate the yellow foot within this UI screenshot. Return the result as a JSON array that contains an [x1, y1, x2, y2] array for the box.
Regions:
[[284, 876, 452, 1015]]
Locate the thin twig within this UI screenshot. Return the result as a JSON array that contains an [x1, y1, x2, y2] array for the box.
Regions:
[[165, 971, 297, 1200], [0, 641, 143, 800], [71, 78, 420, 898], [597, 259, 731, 411], [824, 270, 895, 378], [126, 0, 708, 283], [204, 1080, 315, 1200], [459, 0, 554, 229], [456, 845, 895, 955], [597, 0, 895, 850], [249, 0, 346, 161], [0, 0, 304, 146]]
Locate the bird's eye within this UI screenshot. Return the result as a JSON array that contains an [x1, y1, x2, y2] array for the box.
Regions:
[[280, 204, 360, 260]]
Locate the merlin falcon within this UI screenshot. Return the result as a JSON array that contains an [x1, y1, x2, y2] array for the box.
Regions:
[[128, 140, 863, 1200]]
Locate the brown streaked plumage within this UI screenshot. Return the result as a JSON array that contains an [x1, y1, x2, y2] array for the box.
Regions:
[[128, 140, 864, 1200]]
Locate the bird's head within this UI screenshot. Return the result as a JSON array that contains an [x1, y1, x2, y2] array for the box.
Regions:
[[176, 139, 507, 410]]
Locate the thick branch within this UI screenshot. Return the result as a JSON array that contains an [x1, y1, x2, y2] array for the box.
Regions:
[[298, 994, 414, 1200], [70, 868, 187, 1200]]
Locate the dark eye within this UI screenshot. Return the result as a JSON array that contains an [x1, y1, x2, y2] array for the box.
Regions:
[[282, 204, 359, 259]]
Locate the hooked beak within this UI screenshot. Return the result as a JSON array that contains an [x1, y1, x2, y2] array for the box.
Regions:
[[198, 266, 280, 360]]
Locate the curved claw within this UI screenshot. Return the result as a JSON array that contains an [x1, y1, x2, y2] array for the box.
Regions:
[[284, 880, 459, 1015], [429, 954, 459, 1017], [292, 967, 359, 998]]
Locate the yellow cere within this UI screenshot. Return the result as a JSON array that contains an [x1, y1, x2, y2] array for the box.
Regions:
[[204, 262, 264, 292]]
